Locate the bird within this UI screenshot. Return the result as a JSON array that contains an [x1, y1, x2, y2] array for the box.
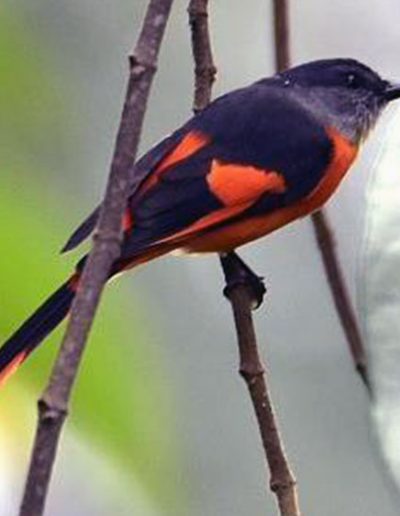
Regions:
[[1, 58, 400, 386]]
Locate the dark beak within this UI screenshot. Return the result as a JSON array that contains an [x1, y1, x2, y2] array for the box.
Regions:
[[385, 82, 400, 101]]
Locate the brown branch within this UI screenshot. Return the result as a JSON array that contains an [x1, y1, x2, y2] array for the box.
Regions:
[[19, 1, 175, 515], [311, 211, 369, 389], [188, 2, 300, 514], [271, 0, 370, 391], [221, 254, 301, 516], [272, 0, 290, 72], [188, 0, 217, 113]]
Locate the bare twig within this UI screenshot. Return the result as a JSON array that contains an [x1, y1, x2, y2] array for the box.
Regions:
[[272, 0, 290, 72], [188, 0, 217, 113], [19, 1, 174, 515], [221, 254, 301, 516], [271, 0, 370, 391], [188, 2, 300, 514], [311, 211, 369, 389]]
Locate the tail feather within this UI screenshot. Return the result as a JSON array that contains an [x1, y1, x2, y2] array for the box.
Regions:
[[0, 275, 78, 386]]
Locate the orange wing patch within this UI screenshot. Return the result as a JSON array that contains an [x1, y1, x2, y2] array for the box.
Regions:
[[207, 160, 286, 206], [156, 131, 210, 173], [157, 163, 286, 245], [136, 131, 210, 198]]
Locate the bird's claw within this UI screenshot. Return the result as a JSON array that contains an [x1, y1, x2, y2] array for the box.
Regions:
[[220, 252, 267, 310]]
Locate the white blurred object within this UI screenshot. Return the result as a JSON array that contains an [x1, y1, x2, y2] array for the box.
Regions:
[[360, 103, 400, 488]]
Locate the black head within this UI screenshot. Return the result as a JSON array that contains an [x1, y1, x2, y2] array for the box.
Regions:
[[274, 59, 400, 142], [279, 59, 391, 98]]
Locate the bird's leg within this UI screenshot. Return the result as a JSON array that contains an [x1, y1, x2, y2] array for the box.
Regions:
[[219, 251, 266, 309]]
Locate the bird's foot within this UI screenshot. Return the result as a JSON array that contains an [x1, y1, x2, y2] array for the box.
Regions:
[[219, 251, 266, 309]]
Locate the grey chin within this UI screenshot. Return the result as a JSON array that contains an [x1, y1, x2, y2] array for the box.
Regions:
[[384, 83, 400, 102]]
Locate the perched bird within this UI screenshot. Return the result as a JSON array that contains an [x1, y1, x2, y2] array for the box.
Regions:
[[1, 58, 400, 385]]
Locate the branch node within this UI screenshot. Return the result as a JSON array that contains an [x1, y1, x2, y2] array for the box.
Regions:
[[239, 363, 265, 381], [188, 8, 207, 19], [38, 397, 68, 422], [129, 54, 158, 74], [270, 476, 297, 494], [194, 64, 217, 77], [188, 0, 208, 19]]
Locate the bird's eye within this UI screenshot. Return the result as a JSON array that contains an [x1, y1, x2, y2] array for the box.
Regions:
[[347, 73, 357, 87]]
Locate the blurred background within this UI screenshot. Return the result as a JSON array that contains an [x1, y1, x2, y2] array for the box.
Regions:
[[2, 1, 400, 514]]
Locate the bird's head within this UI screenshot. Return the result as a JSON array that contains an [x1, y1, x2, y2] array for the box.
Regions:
[[276, 58, 400, 143]]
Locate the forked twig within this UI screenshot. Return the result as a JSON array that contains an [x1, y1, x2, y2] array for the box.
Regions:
[[271, 0, 370, 391], [19, 1, 175, 515], [189, 1, 300, 514]]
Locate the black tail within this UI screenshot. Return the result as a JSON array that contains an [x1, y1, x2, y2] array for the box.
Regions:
[[0, 275, 79, 386]]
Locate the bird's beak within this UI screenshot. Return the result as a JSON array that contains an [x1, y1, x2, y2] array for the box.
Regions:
[[385, 82, 400, 101]]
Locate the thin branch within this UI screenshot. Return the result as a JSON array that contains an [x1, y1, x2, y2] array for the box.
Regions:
[[220, 254, 301, 516], [19, 1, 174, 515], [188, 2, 300, 514], [188, 0, 217, 113], [272, 0, 290, 73], [271, 0, 370, 391], [311, 211, 369, 389]]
